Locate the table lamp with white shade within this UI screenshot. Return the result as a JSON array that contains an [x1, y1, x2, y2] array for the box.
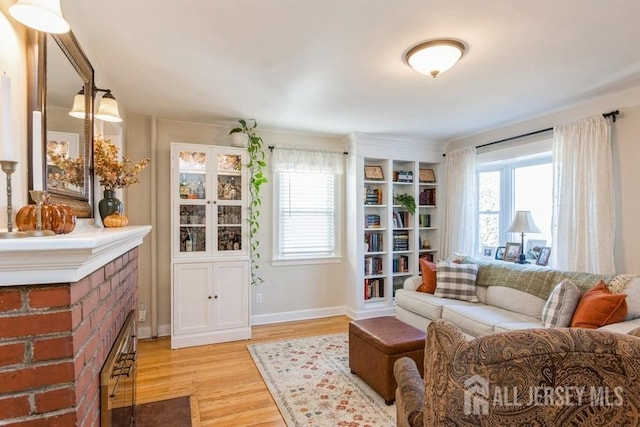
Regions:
[[506, 211, 541, 264]]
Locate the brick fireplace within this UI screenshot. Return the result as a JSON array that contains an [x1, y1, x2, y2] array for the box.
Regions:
[[0, 225, 150, 426]]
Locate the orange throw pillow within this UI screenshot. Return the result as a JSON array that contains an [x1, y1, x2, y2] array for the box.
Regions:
[[416, 259, 437, 293], [570, 281, 628, 329]]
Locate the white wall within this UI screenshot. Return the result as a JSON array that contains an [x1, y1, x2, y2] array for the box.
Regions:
[[6, 0, 640, 329], [126, 116, 349, 336], [447, 86, 640, 274], [0, 3, 27, 230], [248, 128, 349, 324]]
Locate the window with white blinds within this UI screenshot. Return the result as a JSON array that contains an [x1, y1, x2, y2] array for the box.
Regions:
[[276, 171, 337, 259]]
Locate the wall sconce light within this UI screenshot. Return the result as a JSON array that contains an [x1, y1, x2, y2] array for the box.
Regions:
[[404, 39, 466, 78], [95, 90, 122, 123], [68, 88, 86, 119], [9, 0, 70, 34], [68, 87, 123, 123]]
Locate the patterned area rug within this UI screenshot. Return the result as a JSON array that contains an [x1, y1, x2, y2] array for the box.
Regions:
[[248, 333, 395, 427]]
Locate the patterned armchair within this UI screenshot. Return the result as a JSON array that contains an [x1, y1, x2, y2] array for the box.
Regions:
[[394, 320, 640, 426]]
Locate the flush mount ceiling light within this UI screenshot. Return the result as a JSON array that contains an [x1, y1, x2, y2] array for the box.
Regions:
[[9, 0, 70, 34], [405, 39, 466, 78]]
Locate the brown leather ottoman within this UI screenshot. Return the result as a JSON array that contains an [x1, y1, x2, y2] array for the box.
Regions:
[[349, 316, 425, 405]]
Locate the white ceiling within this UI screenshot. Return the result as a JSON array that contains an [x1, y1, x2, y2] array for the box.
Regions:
[[60, 0, 640, 142]]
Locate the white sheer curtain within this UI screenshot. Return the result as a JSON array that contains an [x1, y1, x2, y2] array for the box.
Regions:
[[552, 115, 615, 274], [271, 148, 344, 174], [441, 146, 477, 258]]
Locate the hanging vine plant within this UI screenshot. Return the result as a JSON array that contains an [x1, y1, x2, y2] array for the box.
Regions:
[[230, 119, 268, 285]]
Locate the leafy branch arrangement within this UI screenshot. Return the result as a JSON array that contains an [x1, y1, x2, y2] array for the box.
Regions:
[[230, 119, 268, 285], [92, 137, 150, 190], [49, 136, 150, 190], [394, 193, 416, 215]]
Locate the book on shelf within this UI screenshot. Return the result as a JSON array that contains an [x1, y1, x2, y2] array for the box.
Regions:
[[365, 232, 383, 252], [393, 211, 410, 228], [364, 187, 383, 205], [393, 170, 413, 183], [393, 230, 410, 251], [392, 280, 404, 297], [366, 214, 381, 228], [364, 256, 384, 276], [364, 278, 384, 299], [419, 188, 436, 206], [393, 255, 409, 273], [420, 253, 435, 262], [419, 213, 431, 228]]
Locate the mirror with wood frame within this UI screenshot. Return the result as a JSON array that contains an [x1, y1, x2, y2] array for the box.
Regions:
[[27, 30, 95, 217]]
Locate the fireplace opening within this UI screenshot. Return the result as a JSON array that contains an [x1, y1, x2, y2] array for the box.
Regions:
[[100, 310, 137, 427]]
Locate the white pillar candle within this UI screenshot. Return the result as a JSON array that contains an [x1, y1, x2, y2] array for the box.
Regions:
[[32, 111, 44, 191], [0, 74, 15, 161]]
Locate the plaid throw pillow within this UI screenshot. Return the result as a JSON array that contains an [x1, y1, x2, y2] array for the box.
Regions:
[[434, 261, 479, 302], [542, 279, 581, 328]]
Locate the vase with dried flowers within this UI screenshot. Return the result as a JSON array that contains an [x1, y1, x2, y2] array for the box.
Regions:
[[50, 136, 150, 222], [93, 137, 150, 221]]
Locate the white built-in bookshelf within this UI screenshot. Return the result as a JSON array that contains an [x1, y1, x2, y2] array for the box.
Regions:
[[346, 135, 442, 319]]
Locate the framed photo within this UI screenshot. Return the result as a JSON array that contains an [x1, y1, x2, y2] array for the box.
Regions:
[[419, 168, 436, 183], [47, 131, 80, 159], [526, 239, 547, 260], [364, 165, 384, 180], [46, 131, 81, 194], [481, 246, 495, 259], [495, 246, 506, 260], [537, 247, 552, 266], [503, 242, 521, 262]]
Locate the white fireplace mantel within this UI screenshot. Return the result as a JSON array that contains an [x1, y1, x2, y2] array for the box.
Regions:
[[0, 225, 152, 286]]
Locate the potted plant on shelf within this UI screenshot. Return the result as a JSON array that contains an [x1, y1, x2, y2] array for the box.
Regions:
[[229, 119, 268, 286], [394, 194, 416, 215]]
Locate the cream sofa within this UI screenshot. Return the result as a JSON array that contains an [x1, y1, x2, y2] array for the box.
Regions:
[[395, 258, 640, 337]]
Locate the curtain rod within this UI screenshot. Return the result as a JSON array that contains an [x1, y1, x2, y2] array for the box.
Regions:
[[268, 145, 349, 155], [443, 110, 620, 157]]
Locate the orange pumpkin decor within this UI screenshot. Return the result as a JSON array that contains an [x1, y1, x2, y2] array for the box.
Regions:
[[16, 201, 76, 234], [103, 212, 129, 228]]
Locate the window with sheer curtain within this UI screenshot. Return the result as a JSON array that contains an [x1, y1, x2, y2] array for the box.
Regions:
[[473, 137, 554, 260], [476, 155, 553, 255], [552, 115, 614, 274], [272, 148, 343, 263]]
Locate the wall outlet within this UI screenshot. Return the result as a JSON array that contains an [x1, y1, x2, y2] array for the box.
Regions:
[[255, 293, 262, 304], [138, 303, 147, 322]]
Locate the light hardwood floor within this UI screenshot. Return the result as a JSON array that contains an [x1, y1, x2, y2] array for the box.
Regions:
[[136, 316, 351, 426]]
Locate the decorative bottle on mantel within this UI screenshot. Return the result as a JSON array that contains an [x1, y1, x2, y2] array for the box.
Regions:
[[98, 189, 123, 221]]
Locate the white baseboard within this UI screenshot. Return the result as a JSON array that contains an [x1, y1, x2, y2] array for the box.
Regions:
[[137, 306, 358, 339], [170, 327, 251, 349], [137, 323, 171, 339], [251, 305, 346, 326], [344, 306, 395, 320]]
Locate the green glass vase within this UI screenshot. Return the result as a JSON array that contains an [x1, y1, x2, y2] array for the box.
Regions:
[[98, 189, 123, 221]]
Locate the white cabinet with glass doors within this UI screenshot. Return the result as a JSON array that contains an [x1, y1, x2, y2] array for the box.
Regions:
[[170, 142, 251, 349], [172, 144, 247, 257]]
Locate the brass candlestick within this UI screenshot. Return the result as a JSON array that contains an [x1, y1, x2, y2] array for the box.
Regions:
[[0, 160, 27, 239], [25, 190, 55, 237]]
